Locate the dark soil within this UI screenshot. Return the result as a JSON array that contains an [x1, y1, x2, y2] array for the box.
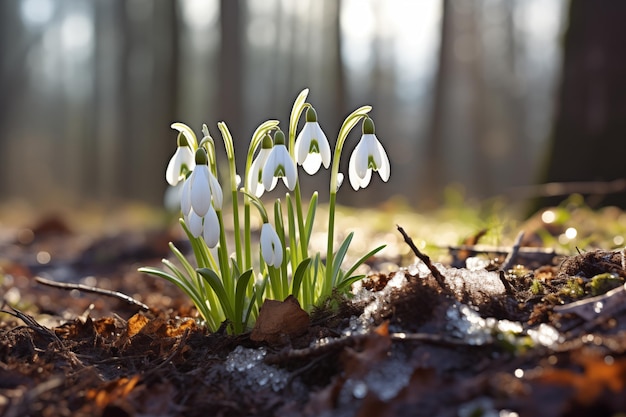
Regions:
[[2, 210, 626, 417]]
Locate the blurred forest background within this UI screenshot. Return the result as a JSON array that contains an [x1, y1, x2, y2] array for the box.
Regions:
[[1, 0, 625, 212]]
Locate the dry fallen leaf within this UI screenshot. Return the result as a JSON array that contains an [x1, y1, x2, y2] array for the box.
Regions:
[[251, 295, 310, 345]]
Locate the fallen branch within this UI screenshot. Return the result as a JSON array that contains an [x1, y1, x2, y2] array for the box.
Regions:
[[396, 225, 451, 295], [500, 231, 525, 272], [35, 275, 150, 311]]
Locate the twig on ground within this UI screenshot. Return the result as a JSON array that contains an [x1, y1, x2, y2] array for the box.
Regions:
[[35, 275, 150, 311], [264, 330, 488, 365], [500, 231, 525, 272], [0, 304, 62, 344], [396, 225, 451, 295], [498, 271, 516, 297]]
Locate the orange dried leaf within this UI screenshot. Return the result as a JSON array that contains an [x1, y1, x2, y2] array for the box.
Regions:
[[86, 375, 141, 408], [127, 313, 150, 337]]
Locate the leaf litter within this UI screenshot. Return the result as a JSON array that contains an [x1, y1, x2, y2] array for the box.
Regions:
[[1, 204, 626, 416]]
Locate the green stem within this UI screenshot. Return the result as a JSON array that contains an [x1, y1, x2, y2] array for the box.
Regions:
[[244, 202, 252, 270], [216, 210, 232, 295]]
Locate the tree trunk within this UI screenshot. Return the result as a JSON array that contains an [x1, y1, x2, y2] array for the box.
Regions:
[[539, 0, 626, 209]]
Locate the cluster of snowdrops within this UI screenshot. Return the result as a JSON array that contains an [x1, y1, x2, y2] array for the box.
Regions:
[[140, 89, 390, 334]]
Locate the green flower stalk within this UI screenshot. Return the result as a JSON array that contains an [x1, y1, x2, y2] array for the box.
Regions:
[[140, 89, 390, 334]]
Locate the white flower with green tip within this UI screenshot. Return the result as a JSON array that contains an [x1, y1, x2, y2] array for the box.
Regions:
[[165, 136, 195, 186], [247, 134, 276, 197], [262, 130, 297, 191], [260, 222, 283, 267], [295, 107, 331, 175], [348, 117, 390, 190]]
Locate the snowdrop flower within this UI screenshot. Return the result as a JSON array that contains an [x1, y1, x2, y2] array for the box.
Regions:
[[260, 223, 283, 267], [165, 133, 195, 186], [247, 134, 276, 197], [183, 148, 223, 217], [348, 117, 390, 190], [262, 130, 297, 191], [295, 107, 331, 175]]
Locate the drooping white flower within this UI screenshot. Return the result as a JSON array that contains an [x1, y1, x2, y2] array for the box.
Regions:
[[262, 130, 297, 191], [247, 134, 276, 197], [260, 223, 283, 267], [165, 133, 196, 186], [185, 148, 224, 217], [295, 107, 331, 175], [348, 117, 390, 191]]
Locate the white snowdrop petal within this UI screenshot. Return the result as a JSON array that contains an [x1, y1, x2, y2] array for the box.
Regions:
[[190, 167, 212, 217], [302, 153, 322, 175], [208, 172, 223, 209], [262, 150, 278, 191], [348, 149, 361, 190], [180, 177, 192, 215], [203, 205, 220, 248], [295, 127, 310, 164], [354, 139, 370, 179], [188, 210, 203, 238], [165, 149, 181, 186], [375, 138, 391, 181], [282, 150, 298, 190], [249, 148, 271, 197], [318, 128, 332, 168]]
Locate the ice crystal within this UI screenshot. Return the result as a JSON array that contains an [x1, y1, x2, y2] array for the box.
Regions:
[[225, 346, 290, 392]]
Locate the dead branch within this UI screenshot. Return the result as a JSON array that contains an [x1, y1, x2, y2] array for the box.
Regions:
[[35, 275, 150, 311], [396, 225, 451, 295], [500, 231, 525, 272]]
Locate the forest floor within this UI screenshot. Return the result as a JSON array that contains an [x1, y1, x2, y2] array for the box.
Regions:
[[1, 198, 626, 417]]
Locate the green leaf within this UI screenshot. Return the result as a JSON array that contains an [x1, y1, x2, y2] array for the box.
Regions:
[[291, 258, 311, 299], [197, 268, 235, 322], [234, 269, 254, 332], [340, 244, 385, 285], [331, 232, 354, 286], [304, 192, 318, 247]]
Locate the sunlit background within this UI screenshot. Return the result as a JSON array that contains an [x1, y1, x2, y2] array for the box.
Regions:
[[0, 0, 576, 211]]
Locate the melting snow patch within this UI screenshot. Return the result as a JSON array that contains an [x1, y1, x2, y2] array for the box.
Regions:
[[340, 352, 413, 404], [446, 301, 561, 348], [350, 270, 408, 331], [225, 346, 290, 392]]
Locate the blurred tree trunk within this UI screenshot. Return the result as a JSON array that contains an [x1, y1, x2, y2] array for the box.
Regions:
[[0, 1, 28, 197], [421, 0, 494, 208], [219, 0, 242, 142], [540, 0, 626, 209], [92, 0, 128, 201], [422, 0, 452, 208]]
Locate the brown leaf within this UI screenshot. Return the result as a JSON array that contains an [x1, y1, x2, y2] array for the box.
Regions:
[[251, 295, 310, 345]]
